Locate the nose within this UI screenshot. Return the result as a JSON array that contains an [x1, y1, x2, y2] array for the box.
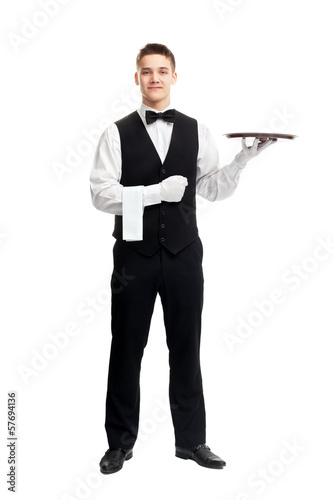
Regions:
[[151, 71, 160, 83]]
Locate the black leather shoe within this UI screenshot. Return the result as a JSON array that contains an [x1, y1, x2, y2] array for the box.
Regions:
[[99, 448, 133, 474], [176, 444, 226, 469]]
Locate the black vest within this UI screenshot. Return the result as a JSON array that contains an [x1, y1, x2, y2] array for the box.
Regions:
[[113, 110, 199, 256]]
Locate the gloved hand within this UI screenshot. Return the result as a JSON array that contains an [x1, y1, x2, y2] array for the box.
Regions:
[[160, 175, 188, 202], [234, 137, 276, 166]]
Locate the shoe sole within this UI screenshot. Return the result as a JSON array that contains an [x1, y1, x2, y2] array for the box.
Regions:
[[175, 450, 226, 469], [100, 451, 133, 474]]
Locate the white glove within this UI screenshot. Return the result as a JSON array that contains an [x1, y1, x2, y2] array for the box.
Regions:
[[160, 175, 188, 202], [234, 137, 276, 166]]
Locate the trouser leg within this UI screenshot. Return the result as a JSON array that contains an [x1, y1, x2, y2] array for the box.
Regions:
[[159, 238, 206, 449], [105, 241, 160, 449]]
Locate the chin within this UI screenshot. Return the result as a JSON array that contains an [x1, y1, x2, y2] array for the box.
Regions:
[[146, 95, 163, 102]]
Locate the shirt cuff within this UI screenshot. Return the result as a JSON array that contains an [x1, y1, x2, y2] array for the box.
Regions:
[[229, 159, 246, 177], [233, 151, 249, 168], [143, 183, 162, 206]]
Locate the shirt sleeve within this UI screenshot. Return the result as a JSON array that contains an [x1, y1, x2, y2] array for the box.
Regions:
[[89, 124, 162, 216], [196, 122, 245, 202]]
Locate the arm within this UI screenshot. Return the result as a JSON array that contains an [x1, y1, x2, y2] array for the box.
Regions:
[[89, 124, 162, 215], [90, 125, 188, 214], [196, 124, 275, 201]]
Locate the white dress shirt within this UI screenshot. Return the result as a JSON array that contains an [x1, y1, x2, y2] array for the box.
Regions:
[[90, 103, 246, 216]]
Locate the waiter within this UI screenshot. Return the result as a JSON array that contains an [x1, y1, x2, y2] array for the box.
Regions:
[[90, 43, 274, 474]]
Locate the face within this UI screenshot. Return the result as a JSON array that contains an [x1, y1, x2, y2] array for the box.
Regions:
[[135, 54, 177, 110]]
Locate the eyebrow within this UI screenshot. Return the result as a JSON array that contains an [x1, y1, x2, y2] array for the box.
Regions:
[[141, 66, 170, 71]]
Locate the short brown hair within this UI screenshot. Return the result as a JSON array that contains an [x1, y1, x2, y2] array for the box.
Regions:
[[136, 43, 176, 73]]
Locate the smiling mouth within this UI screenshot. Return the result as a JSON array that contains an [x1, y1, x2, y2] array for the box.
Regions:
[[148, 87, 162, 90]]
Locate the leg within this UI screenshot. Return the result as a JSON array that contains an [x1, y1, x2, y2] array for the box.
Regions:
[[159, 237, 206, 449], [105, 241, 160, 449]]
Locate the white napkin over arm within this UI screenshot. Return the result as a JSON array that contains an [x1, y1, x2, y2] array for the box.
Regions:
[[122, 186, 144, 241], [122, 177, 187, 241]]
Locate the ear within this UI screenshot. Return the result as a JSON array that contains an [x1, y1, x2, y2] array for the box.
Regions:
[[134, 72, 139, 86], [171, 72, 178, 85]]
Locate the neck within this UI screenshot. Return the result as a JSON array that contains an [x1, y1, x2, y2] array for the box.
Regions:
[[142, 97, 171, 111]]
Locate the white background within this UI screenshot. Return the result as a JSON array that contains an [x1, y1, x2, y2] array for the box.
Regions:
[[1, 0, 333, 499]]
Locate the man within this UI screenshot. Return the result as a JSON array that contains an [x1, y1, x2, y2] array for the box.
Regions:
[[90, 43, 274, 474]]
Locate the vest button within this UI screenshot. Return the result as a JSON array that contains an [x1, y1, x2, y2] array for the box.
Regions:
[[161, 169, 166, 174], [161, 211, 165, 215], [161, 224, 165, 228], [161, 237, 165, 242]]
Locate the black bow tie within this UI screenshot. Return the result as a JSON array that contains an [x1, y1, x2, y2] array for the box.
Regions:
[[145, 109, 176, 125]]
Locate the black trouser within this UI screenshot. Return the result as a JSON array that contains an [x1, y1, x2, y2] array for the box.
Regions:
[[105, 237, 205, 450]]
